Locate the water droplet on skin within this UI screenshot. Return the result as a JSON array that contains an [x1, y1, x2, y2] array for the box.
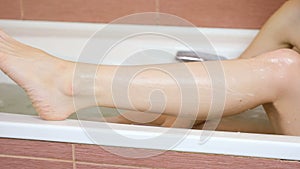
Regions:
[[282, 58, 293, 65]]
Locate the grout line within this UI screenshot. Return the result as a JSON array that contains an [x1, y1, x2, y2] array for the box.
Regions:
[[155, 0, 160, 25], [19, 0, 24, 20], [0, 154, 73, 163], [72, 144, 76, 169], [155, 0, 160, 13], [76, 161, 154, 169]]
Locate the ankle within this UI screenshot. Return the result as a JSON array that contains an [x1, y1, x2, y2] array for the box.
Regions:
[[57, 60, 76, 97]]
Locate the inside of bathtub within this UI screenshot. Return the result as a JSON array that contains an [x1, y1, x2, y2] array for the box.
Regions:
[[1, 20, 300, 161], [0, 82, 274, 134], [0, 16, 279, 136]]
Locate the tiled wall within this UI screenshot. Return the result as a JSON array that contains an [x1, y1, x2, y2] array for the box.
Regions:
[[0, 0, 287, 29], [1, 138, 300, 169]]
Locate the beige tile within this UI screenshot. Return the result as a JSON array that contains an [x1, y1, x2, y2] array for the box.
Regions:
[[159, 0, 286, 28], [0, 138, 72, 160], [22, 0, 156, 24], [0, 0, 21, 19]]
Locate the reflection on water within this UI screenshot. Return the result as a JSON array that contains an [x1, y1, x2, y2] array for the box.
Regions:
[[193, 106, 275, 134], [0, 84, 36, 115], [0, 83, 274, 134], [0, 83, 119, 121]]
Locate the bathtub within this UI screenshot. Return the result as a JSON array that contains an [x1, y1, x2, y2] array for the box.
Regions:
[[0, 19, 300, 161]]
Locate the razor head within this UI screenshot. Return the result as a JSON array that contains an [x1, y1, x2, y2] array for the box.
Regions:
[[176, 51, 227, 62]]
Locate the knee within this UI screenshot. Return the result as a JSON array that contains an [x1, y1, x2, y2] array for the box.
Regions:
[[273, 48, 299, 63], [264, 49, 300, 90], [269, 48, 300, 60], [267, 49, 300, 71]]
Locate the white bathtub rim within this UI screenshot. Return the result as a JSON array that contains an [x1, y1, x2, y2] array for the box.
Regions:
[[1, 112, 300, 161]]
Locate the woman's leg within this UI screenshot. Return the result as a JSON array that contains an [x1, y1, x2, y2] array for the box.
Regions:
[[103, 0, 300, 128], [1, 30, 300, 135], [240, 0, 300, 59], [192, 0, 300, 133]]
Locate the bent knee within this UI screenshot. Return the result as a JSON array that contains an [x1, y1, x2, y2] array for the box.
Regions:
[[266, 49, 300, 73], [262, 49, 300, 91], [269, 48, 300, 65]]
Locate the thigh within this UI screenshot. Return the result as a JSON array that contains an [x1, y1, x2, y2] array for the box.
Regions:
[[240, 0, 300, 59]]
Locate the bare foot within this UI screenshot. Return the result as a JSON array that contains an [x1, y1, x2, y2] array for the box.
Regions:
[[0, 30, 74, 120]]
